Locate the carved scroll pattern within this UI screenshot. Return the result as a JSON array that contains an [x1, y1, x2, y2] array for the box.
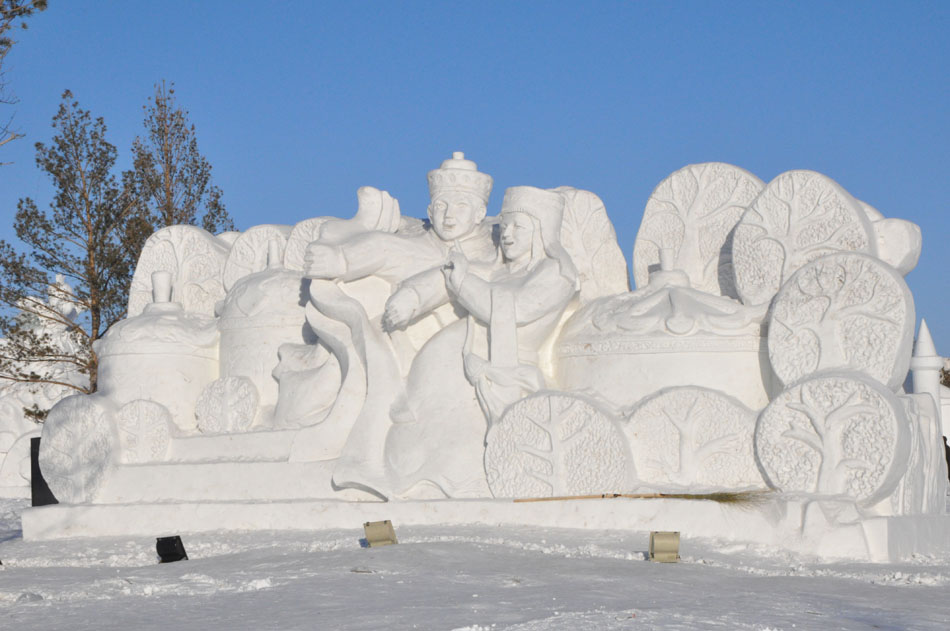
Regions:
[[732, 170, 874, 306], [754, 374, 909, 505], [768, 253, 914, 391], [485, 393, 632, 498], [624, 387, 763, 489], [633, 163, 764, 297]]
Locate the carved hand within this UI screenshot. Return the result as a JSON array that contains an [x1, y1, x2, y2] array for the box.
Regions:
[[382, 287, 419, 331], [442, 249, 469, 293], [304, 243, 346, 279]]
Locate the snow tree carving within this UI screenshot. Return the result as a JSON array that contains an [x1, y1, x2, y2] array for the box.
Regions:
[[39, 395, 118, 503], [768, 252, 914, 390], [624, 387, 763, 489], [115, 399, 172, 464], [195, 376, 259, 434], [754, 374, 909, 505], [484, 392, 632, 498], [283, 217, 332, 272], [633, 163, 764, 297], [732, 170, 875, 306], [222, 224, 293, 290], [128, 225, 231, 318], [553, 187, 629, 302]]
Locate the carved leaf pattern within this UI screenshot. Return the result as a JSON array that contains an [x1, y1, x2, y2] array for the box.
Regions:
[[768, 252, 914, 391], [553, 187, 629, 303], [623, 387, 764, 489], [222, 224, 293, 291], [39, 395, 118, 503], [754, 374, 909, 505], [484, 392, 632, 498], [732, 170, 875, 306], [116, 399, 172, 464], [195, 376, 260, 434], [128, 225, 231, 317], [633, 163, 764, 297]]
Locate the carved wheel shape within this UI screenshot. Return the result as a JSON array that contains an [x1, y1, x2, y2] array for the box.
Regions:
[[624, 387, 763, 489], [128, 225, 230, 317], [195, 376, 259, 434], [732, 170, 875, 306], [768, 252, 914, 391], [284, 217, 332, 272], [116, 400, 172, 464], [39, 395, 118, 503], [485, 392, 632, 498], [633, 163, 764, 297], [554, 187, 630, 302], [754, 373, 909, 505], [222, 224, 293, 291]]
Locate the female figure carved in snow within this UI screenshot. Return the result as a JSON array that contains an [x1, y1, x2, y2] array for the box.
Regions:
[[384, 186, 579, 499]]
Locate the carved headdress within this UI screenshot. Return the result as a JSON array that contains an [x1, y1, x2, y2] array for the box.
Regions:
[[427, 151, 493, 204], [501, 186, 578, 286]]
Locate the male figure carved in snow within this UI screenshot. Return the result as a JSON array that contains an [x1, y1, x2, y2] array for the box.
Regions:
[[384, 186, 579, 499], [296, 152, 498, 497]]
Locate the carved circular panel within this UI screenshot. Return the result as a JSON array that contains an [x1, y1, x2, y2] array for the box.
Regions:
[[732, 170, 875, 306], [283, 217, 332, 272], [754, 373, 909, 505], [195, 376, 259, 434], [485, 392, 632, 498], [39, 395, 118, 503], [116, 400, 172, 464], [128, 225, 230, 317], [222, 224, 293, 290], [768, 252, 914, 391], [633, 163, 764, 297], [624, 387, 763, 489]]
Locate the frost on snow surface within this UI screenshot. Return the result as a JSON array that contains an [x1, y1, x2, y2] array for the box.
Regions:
[[2, 499, 949, 630]]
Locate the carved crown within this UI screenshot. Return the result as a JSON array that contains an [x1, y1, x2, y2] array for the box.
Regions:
[[427, 151, 493, 204]]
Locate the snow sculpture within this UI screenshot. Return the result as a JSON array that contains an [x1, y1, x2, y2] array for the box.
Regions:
[[624, 386, 763, 489], [21, 153, 948, 563], [732, 170, 875, 306], [754, 372, 910, 505], [768, 252, 915, 391], [115, 399, 172, 464], [485, 392, 632, 498], [633, 162, 764, 297], [128, 225, 231, 318]]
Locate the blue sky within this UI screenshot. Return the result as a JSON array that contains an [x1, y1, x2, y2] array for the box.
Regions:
[[1, 1, 947, 350]]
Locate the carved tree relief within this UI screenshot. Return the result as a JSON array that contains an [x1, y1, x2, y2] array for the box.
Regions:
[[128, 225, 231, 317], [283, 217, 332, 272], [633, 163, 764, 297], [195, 376, 260, 434], [485, 392, 632, 498], [624, 387, 763, 489], [222, 224, 293, 290], [116, 399, 172, 464], [768, 252, 914, 390], [754, 374, 909, 505], [732, 170, 875, 306]]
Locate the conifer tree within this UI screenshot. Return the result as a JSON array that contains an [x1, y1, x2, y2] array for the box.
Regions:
[[1, 0, 47, 153]]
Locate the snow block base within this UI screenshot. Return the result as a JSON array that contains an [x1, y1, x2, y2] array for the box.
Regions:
[[20, 496, 950, 563]]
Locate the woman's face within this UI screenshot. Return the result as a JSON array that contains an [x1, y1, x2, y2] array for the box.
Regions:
[[500, 212, 534, 261]]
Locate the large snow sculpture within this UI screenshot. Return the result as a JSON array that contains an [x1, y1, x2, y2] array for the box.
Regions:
[[23, 153, 948, 563]]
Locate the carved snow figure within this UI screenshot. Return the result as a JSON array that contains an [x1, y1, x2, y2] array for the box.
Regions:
[[768, 252, 914, 391], [95, 272, 218, 432], [115, 399, 172, 464], [385, 186, 579, 498], [633, 162, 764, 298], [39, 395, 118, 503], [222, 224, 293, 291], [732, 170, 876, 306], [128, 225, 231, 318], [623, 386, 763, 489], [754, 373, 910, 506], [195, 376, 259, 433], [485, 392, 631, 498]]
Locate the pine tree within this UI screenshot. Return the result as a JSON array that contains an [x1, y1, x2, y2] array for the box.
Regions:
[[1, 0, 47, 154], [0, 90, 136, 417], [122, 80, 234, 256]]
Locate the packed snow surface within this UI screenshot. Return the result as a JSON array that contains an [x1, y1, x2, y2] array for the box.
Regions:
[[1, 499, 949, 629]]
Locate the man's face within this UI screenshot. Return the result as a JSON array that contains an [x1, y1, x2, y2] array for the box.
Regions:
[[429, 192, 482, 241]]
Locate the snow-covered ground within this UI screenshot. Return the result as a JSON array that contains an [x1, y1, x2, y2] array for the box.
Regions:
[[1, 498, 949, 630]]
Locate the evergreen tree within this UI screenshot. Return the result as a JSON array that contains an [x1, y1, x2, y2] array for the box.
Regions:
[[1, 0, 47, 153], [0, 90, 135, 415], [122, 80, 234, 255]]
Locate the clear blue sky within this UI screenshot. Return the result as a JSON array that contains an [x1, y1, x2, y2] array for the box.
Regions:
[[1, 1, 947, 350]]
